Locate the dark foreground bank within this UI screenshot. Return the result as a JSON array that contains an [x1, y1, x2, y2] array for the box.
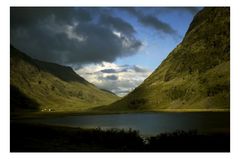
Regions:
[[11, 122, 230, 152]]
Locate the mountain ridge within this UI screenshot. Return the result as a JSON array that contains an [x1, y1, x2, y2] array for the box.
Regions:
[[10, 45, 119, 112]]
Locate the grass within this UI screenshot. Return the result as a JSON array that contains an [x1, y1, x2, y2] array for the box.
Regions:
[[11, 122, 230, 152]]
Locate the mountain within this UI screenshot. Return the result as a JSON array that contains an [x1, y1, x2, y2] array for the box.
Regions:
[[100, 7, 230, 112], [10, 46, 119, 112]]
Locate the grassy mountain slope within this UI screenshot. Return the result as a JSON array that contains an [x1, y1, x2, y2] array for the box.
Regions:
[[101, 7, 230, 112], [10, 46, 119, 112]]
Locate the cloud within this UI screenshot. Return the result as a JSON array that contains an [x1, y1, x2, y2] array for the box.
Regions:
[[139, 15, 177, 35], [99, 14, 136, 35], [120, 7, 201, 37], [105, 75, 118, 80], [75, 62, 152, 96], [101, 69, 118, 73], [120, 8, 142, 18], [120, 8, 178, 36], [11, 7, 92, 29], [10, 7, 142, 65], [10, 7, 200, 66], [121, 7, 201, 17]]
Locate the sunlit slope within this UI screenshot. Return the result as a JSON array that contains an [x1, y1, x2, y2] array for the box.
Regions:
[[105, 7, 230, 111], [10, 46, 119, 112]]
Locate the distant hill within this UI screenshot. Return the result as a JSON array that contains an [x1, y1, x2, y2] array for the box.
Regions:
[[101, 7, 230, 112], [10, 46, 119, 112]]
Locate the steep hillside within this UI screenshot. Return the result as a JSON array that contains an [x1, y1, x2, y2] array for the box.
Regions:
[[103, 7, 230, 111], [10, 46, 119, 112]]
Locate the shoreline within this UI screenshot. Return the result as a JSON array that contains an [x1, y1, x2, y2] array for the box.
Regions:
[[11, 109, 230, 120]]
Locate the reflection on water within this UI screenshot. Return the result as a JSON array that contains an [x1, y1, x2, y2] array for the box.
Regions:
[[24, 112, 230, 136]]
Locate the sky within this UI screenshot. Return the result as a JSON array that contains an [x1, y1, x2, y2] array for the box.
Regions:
[[10, 7, 202, 96]]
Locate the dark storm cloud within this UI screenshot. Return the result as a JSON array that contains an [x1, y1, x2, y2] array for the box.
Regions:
[[101, 69, 118, 73], [100, 67, 130, 73], [120, 8, 178, 36], [100, 14, 136, 35], [10, 7, 142, 65], [139, 15, 177, 35], [120, 8, 142, 17], [121, 7, 201, 17], [120, 7, 201, 36], [11, 7, 92, 29]]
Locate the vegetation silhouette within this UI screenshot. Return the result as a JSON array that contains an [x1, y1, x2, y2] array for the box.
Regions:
[[11, 122, 229, 152]]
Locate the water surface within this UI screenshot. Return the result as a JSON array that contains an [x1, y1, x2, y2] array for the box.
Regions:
[[23, 112, 230, 136]]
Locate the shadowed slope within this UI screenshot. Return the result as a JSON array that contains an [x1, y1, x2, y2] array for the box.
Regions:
[[10, 85, 40, 112], [10, 46, 119, 112]]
